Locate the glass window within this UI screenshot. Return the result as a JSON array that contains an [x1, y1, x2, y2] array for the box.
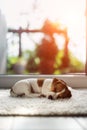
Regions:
[[0, 0, 86, 75]]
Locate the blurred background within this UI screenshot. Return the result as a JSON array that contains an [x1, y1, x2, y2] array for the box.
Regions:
[[0, 0, 86, 74]]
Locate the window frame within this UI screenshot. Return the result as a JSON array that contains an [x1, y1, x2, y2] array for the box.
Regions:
[[0, 74, 87, 88]]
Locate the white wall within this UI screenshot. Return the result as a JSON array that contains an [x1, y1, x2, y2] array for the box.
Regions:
[[0, 10, 7, 74], [0, 75, 87, 88]]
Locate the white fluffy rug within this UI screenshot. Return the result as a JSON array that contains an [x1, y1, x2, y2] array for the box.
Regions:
[[0, 89, 87, 116]]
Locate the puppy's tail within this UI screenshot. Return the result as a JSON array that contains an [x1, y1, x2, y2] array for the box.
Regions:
[[10, 88, 17, 97]]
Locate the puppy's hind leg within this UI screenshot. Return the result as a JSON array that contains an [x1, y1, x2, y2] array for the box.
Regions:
[[25, 93, 41, 98]]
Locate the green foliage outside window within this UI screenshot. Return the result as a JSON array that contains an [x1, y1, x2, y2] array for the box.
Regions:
[[7, 20, 84, 74]]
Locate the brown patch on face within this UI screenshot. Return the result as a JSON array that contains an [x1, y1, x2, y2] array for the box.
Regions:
[[51, 78, 67, 93], [52, 78, 59, 84], [37, 78, 45, 87]]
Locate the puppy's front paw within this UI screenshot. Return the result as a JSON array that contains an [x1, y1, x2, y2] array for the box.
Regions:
[[39, 94, 46, 98]]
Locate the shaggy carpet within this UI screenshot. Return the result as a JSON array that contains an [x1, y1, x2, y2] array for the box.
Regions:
[[0, 89, 87, 116]]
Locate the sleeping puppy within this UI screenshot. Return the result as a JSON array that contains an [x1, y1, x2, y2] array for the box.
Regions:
[[10, 78, 72, 100]]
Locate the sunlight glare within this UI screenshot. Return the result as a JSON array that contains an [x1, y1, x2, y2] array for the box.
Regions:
[[0, 0, 86, 62]]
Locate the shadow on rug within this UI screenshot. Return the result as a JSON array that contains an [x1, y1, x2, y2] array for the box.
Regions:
[[0, 89, 87, 116]]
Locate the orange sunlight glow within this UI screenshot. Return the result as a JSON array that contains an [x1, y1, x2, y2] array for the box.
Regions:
[[42, 0, 86, 63]]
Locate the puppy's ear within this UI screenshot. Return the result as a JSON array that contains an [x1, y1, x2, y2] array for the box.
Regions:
[[60, 79, 67, 86], [53, 78, 59, 84]]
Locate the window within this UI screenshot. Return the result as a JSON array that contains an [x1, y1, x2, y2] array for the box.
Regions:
[[0, 0, 86, 75], [0, 0, 87, 88]]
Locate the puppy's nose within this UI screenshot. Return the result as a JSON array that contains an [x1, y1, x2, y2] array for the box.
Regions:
[[48, 95, 53, 100]]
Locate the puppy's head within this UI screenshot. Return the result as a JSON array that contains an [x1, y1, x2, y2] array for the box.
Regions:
[[51, 78, 67, 93], [51, 78, 72, 98]]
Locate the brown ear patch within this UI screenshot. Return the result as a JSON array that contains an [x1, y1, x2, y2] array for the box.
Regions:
[[37, 78, 45, 87], [52, 78, 66, 86], [52, 78, 59, 84]]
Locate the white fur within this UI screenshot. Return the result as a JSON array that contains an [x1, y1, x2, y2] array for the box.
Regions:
[[10, 78, 56, 99]]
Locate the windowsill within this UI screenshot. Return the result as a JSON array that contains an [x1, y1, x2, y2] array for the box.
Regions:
[[0, 74, 87, 88]]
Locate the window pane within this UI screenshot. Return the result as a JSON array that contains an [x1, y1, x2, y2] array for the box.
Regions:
[[0, 0, 86, 74]]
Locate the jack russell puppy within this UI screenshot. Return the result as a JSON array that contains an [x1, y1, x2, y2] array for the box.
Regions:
[[10, 78, 72, 100]]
